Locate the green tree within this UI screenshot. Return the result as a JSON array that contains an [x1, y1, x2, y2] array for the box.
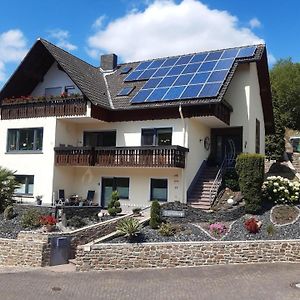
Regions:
[[270, 59, 300, 130], [0, 167, 19, 212]]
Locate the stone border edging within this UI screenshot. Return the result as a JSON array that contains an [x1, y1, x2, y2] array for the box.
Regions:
[[270, 205, 300, 227]]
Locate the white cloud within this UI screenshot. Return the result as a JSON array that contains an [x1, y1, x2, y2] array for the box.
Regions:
[[48, 29, 77, 51], [87, 0, 264, 62], [92, 15, 107, 29], [249, 17, 261, 29], [268, 53, 277, 66], [0, 29, 28, 82]]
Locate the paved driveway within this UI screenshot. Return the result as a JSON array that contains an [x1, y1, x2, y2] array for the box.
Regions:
[[0, 263, 299, 300]]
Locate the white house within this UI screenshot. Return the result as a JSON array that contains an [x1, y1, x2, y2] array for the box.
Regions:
[[0, 39, 274, 209]]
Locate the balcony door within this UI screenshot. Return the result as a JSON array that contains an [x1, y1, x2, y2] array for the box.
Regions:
[[83, 131, 116, 147]]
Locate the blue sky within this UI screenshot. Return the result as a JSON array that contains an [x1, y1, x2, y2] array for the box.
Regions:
[[0, 0, 299, 87]]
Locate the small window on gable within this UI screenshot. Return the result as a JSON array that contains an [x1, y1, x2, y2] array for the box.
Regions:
[[65, 85, 76, 95], [117, 86, 135, 96], [45, 87, 62, 97]]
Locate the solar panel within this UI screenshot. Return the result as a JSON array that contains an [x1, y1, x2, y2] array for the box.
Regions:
[[120, 66, 132, 74], [117, 86, 135, 96], [128, 45, 258, 103]]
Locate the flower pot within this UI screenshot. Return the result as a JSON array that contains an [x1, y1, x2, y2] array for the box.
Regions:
[[36, 199, 42, 205], [45, 225, 56, 232]]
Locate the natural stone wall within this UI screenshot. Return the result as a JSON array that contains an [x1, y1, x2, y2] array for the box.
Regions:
[[0, 237, 48, 267], [75, 240, 300, 271]]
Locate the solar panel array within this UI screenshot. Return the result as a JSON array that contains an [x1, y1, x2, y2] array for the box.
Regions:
[[124, 46, 257, 103]]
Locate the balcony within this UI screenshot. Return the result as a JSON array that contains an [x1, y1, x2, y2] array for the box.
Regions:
[[54, 145, 188, 168], [1, 95, 87, 120]]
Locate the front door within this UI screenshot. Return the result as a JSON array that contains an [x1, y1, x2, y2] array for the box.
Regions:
[[211, 127, 243, 165], [101, 178, 113, 208]]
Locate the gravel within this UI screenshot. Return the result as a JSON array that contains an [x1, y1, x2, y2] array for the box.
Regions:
[[0, 205, 52, 239], [108, 223, 212, 243]]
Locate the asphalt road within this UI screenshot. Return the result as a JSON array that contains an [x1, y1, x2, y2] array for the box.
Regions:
[[0, 263, 299, 300]]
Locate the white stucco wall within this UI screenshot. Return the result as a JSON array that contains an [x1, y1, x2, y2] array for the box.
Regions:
[[31, 63, 82, 96], [225, 63, 265, 154], [0, 118, 57, 204], [53, 167, 182, 207]]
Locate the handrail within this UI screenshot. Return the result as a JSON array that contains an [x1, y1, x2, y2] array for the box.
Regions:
[[209, 156, 227, 205]]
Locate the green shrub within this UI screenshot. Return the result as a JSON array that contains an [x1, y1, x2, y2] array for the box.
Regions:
[[132, 207, 142, 215], [67, 216, 87, 228], [116, 217, 141, 240], [21, 209, 42, 229], [236, 153, 265, 213], [266, 224, 276, 236], [3, 205, 14, 220], [108, 191, 122, 216], [262, 176, 300, 204], [0, 167, 19, 212], [223, 169, 240, 191], [158, 223, 177, 236], [149, 200, 161, 229]]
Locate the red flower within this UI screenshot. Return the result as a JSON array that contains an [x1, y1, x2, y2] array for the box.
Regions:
[[40, 215, 57, 226]]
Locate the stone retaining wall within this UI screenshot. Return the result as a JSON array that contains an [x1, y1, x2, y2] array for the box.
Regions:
[[0, 237, 48, 267], [75, 240, 300, 271]]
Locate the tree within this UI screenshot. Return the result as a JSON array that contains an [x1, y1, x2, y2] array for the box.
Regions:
[[0, 167, 18, 212], [270, 59, 300, 130]]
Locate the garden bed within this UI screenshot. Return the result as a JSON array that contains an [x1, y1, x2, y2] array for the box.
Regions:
[[104, 204, 300, 244]]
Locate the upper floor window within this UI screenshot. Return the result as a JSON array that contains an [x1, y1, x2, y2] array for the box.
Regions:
[[7, 128, 43, 152], [141, 128, 172, 146], [83, 131, 116, 147], [65, 85, 76, 95], [45, 87, 62, 97]]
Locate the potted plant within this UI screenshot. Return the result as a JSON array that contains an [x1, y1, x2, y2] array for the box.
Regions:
[[40, 215, 57, 232], [36, 195, 43, 205]]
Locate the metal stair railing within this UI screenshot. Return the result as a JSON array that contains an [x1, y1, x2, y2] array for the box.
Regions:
[[209, 157, 227, 206]]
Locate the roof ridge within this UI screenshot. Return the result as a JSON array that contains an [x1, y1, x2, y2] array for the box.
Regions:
[[39, 38, 99, 70], [118, 43, 266, 66]]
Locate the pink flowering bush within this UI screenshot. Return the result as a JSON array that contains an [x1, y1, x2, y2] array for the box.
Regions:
[[209, 222, 227, 237]]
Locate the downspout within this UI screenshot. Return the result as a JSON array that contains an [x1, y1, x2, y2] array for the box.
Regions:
[[179, 105, 187, 203]]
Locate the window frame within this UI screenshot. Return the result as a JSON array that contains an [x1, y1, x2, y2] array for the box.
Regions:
[[150, 178, 168, 202], [141, 127, 172, 146], [6, 128, 44, 153], [255, 119, 260, 154], [83, 130, 117, 147], [14, 175, 34, 196], [45, 86, 62, 97]]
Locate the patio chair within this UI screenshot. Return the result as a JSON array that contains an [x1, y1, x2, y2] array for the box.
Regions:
[[86, 190, 95, 206], [57, 189, 65, 205]]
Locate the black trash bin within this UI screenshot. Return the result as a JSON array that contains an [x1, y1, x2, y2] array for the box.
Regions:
[[50, 236, 71, 266]]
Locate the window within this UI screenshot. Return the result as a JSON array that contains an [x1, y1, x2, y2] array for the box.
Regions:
[[45, 87, 62, 97], [151, 179, 168, 201], [7, 128, 43, 152], [14, 175, 34, 195], [83, 131, 116, 147], [256, 119, 260, 154], [65, 85, 76, 95], [115, 177, 130, 199], [141, 128, 172, 146]]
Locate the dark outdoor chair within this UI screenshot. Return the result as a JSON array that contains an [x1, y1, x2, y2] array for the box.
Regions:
[[86, 190, 95, 205], [56, 189, 65, 205]]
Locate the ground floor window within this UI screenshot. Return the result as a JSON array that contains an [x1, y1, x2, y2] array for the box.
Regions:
[[151, 179, 168, 201], [115, 177, 130, 199], [14, 175, 34, 195]]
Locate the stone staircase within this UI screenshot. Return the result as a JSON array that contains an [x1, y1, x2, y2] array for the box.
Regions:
[[188, 166, 219, 210]]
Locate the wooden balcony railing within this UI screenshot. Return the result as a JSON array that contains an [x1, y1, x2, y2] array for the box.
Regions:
[[54, 146, 94, 166], [1, 97, 87, 120], [54, 145, 188, 168]]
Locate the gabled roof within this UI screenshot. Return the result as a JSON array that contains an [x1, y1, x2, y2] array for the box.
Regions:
[[0, 39, 110, 108], [0, 39, 274, 132]]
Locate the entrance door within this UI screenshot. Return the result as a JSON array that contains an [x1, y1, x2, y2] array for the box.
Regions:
[[211, 127, 242, 165], [101, 178, 113, 208]]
